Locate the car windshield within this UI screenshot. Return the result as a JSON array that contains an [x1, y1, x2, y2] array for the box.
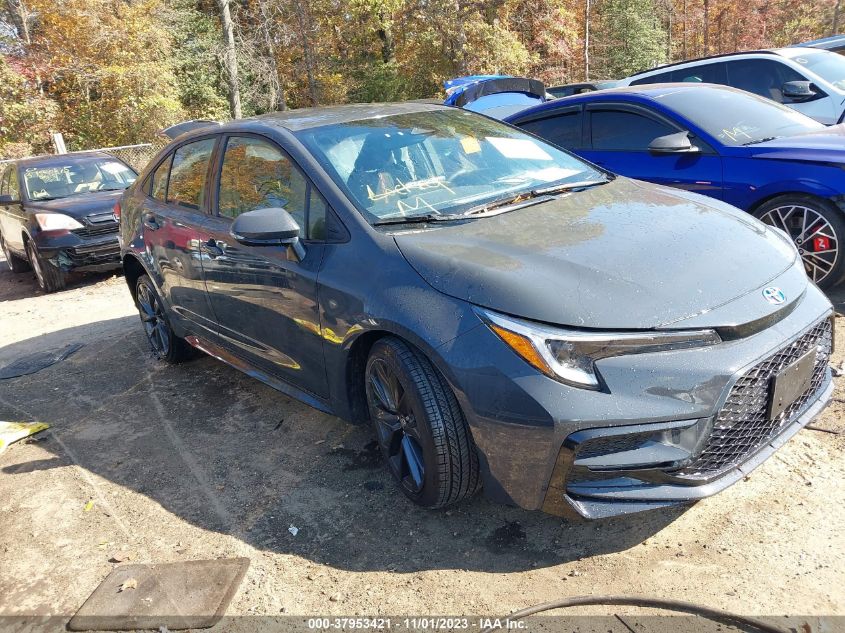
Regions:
[[656, 87, 825, 146], [296, 108, 602, 224], [23, 157, 137, 201], [790, 49, 845, 90]]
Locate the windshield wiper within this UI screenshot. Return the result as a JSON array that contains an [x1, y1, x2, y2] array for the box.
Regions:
[[531, 177, 612, 196], [742, 136, 779, 146], [462, 176, 611, 218], [372, 213, 463, 227]]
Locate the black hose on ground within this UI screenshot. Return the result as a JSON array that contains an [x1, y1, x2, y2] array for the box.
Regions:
[[479, 595, 792, 633]]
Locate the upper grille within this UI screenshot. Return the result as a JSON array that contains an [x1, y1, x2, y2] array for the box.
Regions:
[[677, 317, 832, 479], [71, 212, 119, 238]]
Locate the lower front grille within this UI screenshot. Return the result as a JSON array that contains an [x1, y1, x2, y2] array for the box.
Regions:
[[677, 317, 832, 479], [71, 222, 119, 238]]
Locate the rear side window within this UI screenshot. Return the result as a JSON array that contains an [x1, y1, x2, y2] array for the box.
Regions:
[[519, 110, 583, 149], [590, 110, 675, 150], [7, 168, 19, 199], [167, 138, 215, 210], [631, 62, 726, 85], [217, 136, 326, 240], [150, 153, 172, 202], [0, 168, 9, 196], [725, 59, 805, 103]]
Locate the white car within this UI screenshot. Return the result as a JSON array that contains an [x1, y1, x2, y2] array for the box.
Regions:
[[617, 48, 845, 125]]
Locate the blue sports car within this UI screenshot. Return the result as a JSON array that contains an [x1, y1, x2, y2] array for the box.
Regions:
[[505, 84, 845, 288]]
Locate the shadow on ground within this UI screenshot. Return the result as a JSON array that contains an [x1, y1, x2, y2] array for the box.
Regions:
[[0, 316, 687, 574]]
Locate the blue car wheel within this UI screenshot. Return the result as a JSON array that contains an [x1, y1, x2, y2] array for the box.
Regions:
[[753, 194, 845, 288]]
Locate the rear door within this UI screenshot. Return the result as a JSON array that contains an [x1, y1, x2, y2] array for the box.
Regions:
[[196, 134, 330, 398], [141, 137, 219, 333], [579, 103, 724, 199]]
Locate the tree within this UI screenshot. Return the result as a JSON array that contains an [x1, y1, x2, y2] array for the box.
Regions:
[[216, 0, 242, 118]]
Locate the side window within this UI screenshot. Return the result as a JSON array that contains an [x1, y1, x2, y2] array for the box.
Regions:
[[8, 168, 19, 199], [150, 153, 172, 201], [0, 168, 8, 196], [167, 138, 215, 210], [590, 109, 675, 151], [218, 136, 325, 240], [630, 69, 674, 85], [726, 59, 804, 103], [519, 110, 583, 149], [673, 62, 727, 84]]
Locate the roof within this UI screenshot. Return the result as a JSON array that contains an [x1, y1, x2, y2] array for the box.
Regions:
[[799, 34, 845, 49], [243, 102, 449, 133], [13, 151, 118, 169], [626, 49, 791, 78], [505, 82, 744, 120]]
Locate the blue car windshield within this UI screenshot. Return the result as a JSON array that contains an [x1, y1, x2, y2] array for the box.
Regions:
[[791, 50, 845, 90], [297, 109, 602, 223], [656, 87, 825, 146]]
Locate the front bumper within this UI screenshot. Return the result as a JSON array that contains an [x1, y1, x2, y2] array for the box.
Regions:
[[37, 233, 121, 272], [440, 281, 834, 519]]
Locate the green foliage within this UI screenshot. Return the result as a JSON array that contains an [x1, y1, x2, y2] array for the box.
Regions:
[[593, 0, 668, 79], [0, 58, 57, 158]]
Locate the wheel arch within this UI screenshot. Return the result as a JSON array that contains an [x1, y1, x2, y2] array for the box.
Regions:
[[122, 253, 150, 303], [747, 187, 841, 215]]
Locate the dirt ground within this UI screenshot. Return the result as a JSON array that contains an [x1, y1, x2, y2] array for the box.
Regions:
[[1, 259, 844, 632]]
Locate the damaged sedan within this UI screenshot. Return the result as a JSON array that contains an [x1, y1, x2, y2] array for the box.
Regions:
[[119, 103, 833, 518], [0, 152, 135, 292]]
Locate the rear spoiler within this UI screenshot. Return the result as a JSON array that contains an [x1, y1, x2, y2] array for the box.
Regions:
[[159, 120, 221, 140], [449, 77, 546, 108]]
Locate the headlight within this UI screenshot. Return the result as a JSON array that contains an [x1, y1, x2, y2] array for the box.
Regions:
[[34, 213, 83, 232], [477, 308, 721, 390]]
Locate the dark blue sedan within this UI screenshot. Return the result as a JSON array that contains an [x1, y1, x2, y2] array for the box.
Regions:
[[506, 84, 845, 287]]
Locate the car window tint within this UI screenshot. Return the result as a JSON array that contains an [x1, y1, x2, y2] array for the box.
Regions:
[[308, 190, 328, 240], [726, 59, 805, 103], [218, 136, 309, 238], [7, 168, 19, 199], [630, 69, 674, 85], [167, 138, 215, 210], [519, 111, 582, 149], [151, 154, 172, 201], [590, 110, 674, 150]]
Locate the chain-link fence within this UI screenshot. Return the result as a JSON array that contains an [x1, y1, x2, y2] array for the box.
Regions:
[[0, 139, 168, 173]]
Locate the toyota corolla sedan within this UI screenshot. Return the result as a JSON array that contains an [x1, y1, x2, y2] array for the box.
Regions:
[[0, 152, 136, 292], [119, 103, 833, 519]]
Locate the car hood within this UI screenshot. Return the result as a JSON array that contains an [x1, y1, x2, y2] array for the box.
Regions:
[[393, 178, 799, 329], [24, 190, 123, 219], [748, 124, 845, 163]]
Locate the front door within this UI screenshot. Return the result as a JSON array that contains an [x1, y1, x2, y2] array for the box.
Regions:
[[579, 105, 724, 200], [197, 134, 329, 398]]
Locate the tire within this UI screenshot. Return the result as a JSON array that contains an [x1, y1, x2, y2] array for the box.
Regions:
[[135, 274, 193, 363], [365, 337, 480, 509], [0, 233, 30, 273], [25, 240, 65, 292], [753, 194, 845, 289]]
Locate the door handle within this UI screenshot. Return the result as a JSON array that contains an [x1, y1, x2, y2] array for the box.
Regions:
[[200, 238, 225, 258], [142, 213, 161, 231]]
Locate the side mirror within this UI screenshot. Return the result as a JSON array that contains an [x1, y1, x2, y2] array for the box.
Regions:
[[648, 131, 699, 155], [0, 194, 18, 204], [782, 80, 817, 101], [230, 207, 306, 260]]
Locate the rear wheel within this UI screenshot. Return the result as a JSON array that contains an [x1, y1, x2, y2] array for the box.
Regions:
[[135, 275, 193, 363], [0, 233, 30, 273], [753, 195, 845, 288], [25, 240, 65, 292], [365, 337, 480, 509]]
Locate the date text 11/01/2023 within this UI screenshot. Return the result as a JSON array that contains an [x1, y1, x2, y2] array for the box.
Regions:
[[306, 618, 526, 630]]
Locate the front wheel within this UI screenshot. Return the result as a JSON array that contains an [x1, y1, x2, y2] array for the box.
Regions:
[[753, 195, 845, 288], [365, 337, 480, 509], [25, 241, 65, 292], [135, 275, 193, 363]]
